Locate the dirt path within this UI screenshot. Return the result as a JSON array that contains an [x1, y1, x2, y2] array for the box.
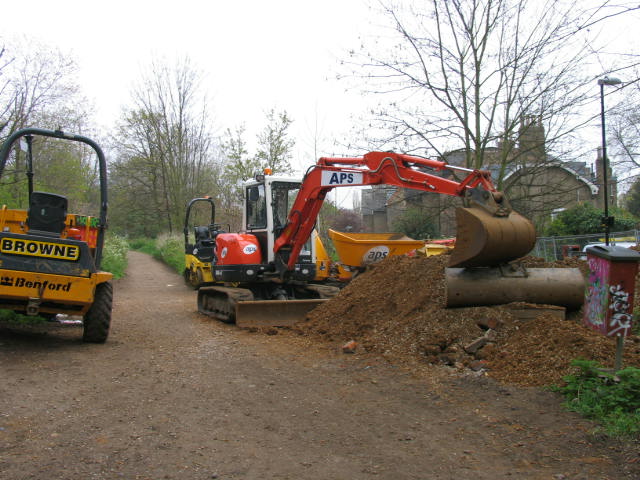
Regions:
[[0, 251, 637, 479]]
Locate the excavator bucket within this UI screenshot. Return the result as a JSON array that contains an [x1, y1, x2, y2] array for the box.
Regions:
[[448, 200, 536, 268], [235, 299, 329, 328]]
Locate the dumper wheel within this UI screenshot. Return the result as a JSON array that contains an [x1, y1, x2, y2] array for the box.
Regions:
[[83, 282, 112, 343]]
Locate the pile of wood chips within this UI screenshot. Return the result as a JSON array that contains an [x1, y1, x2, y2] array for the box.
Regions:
[[291, 254, 640, 387]]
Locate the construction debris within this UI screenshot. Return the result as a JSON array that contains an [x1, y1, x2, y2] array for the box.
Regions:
[[289, 254, 640, 387]]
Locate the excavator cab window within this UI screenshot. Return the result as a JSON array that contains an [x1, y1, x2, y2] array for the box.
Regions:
[[271, 181, 300, 229], [246, 184, 266, 229]]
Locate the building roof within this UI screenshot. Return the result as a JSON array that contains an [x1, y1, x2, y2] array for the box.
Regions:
[[502, 161, 599, 195]]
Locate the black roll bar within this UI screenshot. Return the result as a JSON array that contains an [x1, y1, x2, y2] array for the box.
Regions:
[[0, 128, 109, 268], [183, 197, 216, 246]]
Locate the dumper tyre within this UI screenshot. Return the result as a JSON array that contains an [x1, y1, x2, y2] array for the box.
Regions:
[[83, 281, 112, 343]]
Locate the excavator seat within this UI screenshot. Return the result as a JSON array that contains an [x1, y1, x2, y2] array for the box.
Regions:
[[193, 226, 215, 262]]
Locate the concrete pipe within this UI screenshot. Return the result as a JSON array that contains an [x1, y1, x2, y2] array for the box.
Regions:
[[445, 267, 585, 309]]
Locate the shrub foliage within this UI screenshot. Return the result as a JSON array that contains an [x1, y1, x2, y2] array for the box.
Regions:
[[553, 359, 640, 437]]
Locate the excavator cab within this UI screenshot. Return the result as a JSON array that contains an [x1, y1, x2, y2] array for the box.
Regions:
[[244, 177, 314, 267]]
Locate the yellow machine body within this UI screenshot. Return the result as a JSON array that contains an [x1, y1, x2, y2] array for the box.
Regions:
[[184, 253, 215, 287], [312, 230, 351, 282], [0, 206, 112, 317], [0, 128, 114, 343], [0, 268, 112, 317], [329, 229, 424, 271]]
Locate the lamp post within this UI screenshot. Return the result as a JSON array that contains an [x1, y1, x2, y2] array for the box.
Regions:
[[596, 76, 626, 371], [598, 76, 622, 246]]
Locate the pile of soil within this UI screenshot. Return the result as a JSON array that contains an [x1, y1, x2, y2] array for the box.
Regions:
[[289, 254, 640, 387]]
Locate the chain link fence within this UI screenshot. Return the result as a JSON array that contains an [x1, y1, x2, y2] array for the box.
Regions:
[[532, 230, 640, 261]]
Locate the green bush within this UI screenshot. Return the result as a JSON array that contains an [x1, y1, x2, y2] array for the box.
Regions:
[[155, 234, 184, 274], [0, 309, 47, 325], [129, 237, 158, 256], [129, 235, 184, 274], [391, 206, 438, 239], [545, 203, 639, 236], [552, 359, 640, 437], [100, 234, 129, 279]]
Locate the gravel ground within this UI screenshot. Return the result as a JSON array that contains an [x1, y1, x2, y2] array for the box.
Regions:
[[0, 250, 638, 479]]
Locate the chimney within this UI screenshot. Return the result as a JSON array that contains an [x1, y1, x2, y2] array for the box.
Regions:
[[518, 115, 546, 162]]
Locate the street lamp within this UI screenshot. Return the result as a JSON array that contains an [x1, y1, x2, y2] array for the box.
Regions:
[[598, 76, 622, 245], [596, 78, 629, 371]]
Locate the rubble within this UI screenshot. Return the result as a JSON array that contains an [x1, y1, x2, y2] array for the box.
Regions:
[[341, 340, 358, 354], [291, 254, 640, 387]]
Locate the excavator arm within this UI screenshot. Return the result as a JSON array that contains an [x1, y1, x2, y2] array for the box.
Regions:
[[274, 151, 535, 272]]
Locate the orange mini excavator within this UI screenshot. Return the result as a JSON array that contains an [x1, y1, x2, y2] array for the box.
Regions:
[[196, 151, 586, 327]]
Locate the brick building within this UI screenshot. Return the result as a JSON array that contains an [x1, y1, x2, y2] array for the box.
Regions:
[[360, 117, 614, 237]]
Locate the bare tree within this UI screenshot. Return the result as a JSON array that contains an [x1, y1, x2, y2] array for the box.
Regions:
[[221, 124, 263, 185], [111, 57, 218, 235], [0, 36, 88, 137], [348, 0, 639, 227], [609, 77, 640, 183], [355, 2, 640, 166], [0, 37, 95, 210], [218, 125, 255, 230], [217, 110, 297, 231]]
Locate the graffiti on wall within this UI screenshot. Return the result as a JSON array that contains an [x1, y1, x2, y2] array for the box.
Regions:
[[608, 284, 633, 336], [584, 255, 634, 337], [584, 256, 609, 331]]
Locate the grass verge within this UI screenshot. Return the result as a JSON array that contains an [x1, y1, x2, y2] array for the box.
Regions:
[[130, 234, 183, 275], [552, 358, 640, 438], [155, 234, 184, 274], [129, 237, 158, 256], [101, 234, 129, 279]]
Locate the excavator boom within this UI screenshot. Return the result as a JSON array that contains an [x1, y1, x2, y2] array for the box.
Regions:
[[274, 151, 536, 272]]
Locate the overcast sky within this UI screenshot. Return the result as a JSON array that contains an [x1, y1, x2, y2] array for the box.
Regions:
[[2, 0, 378, 180], [3, 0, 639, 199]]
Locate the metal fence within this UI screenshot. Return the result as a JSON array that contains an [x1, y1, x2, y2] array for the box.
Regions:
[[532, 230, 640, 261]]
